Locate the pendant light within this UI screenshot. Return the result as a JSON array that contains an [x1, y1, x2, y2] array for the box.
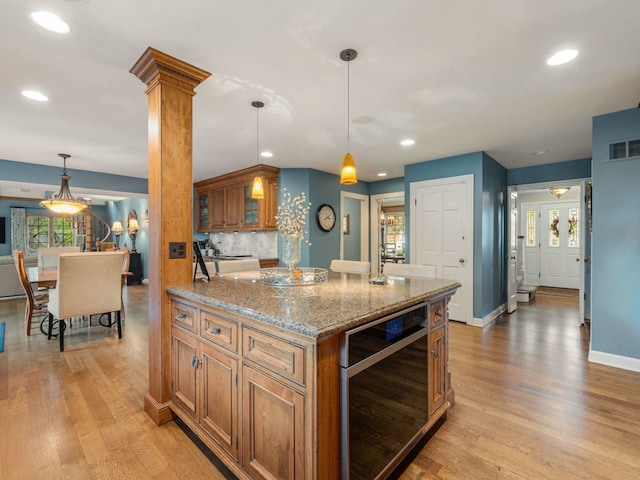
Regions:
[[40, 153, 89, 215], [340, 48, 358, 185], [251, 100, 265, 199]]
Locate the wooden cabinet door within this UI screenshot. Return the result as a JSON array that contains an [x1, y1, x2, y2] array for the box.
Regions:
[[200, 343, 239, 460], [242, 365, 305, 480], [428, 325, 446, 415], [264, 175, 278, 229], [241, 181, 260, 228], [210, 189, 226, 229], [171, 327, 199, 419], [225, 184, 242, 229], [196, 190, 211, 231]]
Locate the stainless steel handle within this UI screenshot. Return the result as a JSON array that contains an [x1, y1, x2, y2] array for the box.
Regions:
[[459, 258, 465, 264], [210, 327, 221, 335]]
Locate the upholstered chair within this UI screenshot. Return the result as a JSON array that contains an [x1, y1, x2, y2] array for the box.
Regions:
[[47, 252, 124, 352], [383, 263, 436, 278], [217, 258, 261, 275], [37, 246, 81, 269], [329, 259, 371, 274]]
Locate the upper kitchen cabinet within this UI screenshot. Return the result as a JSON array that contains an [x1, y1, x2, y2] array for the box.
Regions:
[[195, 165, 280, 232]]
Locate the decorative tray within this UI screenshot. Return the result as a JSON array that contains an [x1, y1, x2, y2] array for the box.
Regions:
[[259, 267, 328, 286]]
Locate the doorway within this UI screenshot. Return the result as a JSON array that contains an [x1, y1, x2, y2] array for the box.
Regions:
[[340, 191, 369, 262], [370, 192, 405, 277], [507, 180, 589, 323]]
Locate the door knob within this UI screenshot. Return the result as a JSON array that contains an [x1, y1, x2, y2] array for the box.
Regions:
[[459, 258, 465, 264], [584, 259, 591, 264], [576, 258, 580, 262]]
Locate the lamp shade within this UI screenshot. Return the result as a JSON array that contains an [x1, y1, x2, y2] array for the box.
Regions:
[[251, 175, 265, 199], [128, 217, 140, 232], [111, 221, 124, 233], [340, 153, 357, 185]]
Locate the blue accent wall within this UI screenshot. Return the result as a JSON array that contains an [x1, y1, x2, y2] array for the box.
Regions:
[[403, 152, 508, 320], [591, 107, 640, 361], [507, 158, 591, 185], [0, 159, 148, 271], [368, 177, 404, 195], [106, 199, 150, 279]]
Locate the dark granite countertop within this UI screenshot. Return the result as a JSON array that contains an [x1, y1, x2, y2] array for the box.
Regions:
[[167, 271, 460, 339]]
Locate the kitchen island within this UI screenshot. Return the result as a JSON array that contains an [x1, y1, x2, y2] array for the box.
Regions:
[[166, 271, 459, 480]]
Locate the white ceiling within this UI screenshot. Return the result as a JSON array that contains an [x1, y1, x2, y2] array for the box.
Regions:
[[2, 0, 639, 193]]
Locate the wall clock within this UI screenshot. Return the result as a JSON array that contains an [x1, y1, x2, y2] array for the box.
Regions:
[[316, 204, 336, 232]]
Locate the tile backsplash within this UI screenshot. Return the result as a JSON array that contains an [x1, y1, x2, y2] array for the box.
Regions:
[[208, 231, 278, 258]]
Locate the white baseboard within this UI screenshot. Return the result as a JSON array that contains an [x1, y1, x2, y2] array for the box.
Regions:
[[588, 349, 640, 373], [470, 303, 506, 328]]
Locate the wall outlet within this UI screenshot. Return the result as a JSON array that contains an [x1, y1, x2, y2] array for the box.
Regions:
[[169, 242, 186, 259]]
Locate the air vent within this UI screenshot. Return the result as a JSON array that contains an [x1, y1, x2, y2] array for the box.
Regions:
[[608, 138, 640, 162]]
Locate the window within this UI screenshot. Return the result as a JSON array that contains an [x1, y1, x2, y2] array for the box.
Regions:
[[526, 210, 536, 247], [568, 208, 579, 248], [385, 214, 405, 253], [26, 214, 75, 251], [548, 209, 560, 248]]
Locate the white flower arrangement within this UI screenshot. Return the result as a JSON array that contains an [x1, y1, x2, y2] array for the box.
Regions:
[[275, 189, 312, 245]]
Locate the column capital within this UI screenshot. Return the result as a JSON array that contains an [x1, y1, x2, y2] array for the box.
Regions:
[[130, 47, 211, 93]]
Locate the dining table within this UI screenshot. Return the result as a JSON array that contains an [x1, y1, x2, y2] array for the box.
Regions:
[[27, 266, 58, 288]]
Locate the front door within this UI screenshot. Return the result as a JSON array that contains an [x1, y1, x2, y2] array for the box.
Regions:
[[540, 202, 581, 289], [410, 175, 473, 323]]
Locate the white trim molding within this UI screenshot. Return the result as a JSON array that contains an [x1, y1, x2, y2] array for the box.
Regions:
[[588, 349, 640, 373], [471, 303, 506, 328]]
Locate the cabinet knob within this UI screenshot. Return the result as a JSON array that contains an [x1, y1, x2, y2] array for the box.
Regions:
[[432, 347, 440, 359], [435, 310, 443, 318], [210, 327, 221, 335], [176, 313, 187, 320]]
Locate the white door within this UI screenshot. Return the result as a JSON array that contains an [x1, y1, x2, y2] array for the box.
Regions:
[[520, 203, 540, 286], [507, 190, 518, 313], [540, 202, 581, 289], [410, 175, 473, 324]]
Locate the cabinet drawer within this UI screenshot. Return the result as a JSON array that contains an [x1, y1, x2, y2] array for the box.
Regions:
[[171, 300, 198, 332], [243, 327, 306, 386], [429, 300, 446, 329], [200, 310, 238, 352]]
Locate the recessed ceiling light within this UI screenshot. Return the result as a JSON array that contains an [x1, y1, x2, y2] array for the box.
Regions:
[[260, 151, 273, 158], [546, 49, 578, 66], [377, 172, 388, 177], [532, 150, 547, 155], [30, 11, 70, 33], [21, 90, 49, 102], [400, 139, 415, 146]]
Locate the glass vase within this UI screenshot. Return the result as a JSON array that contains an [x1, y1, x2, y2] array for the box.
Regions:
[[281, 234, 302, 271]]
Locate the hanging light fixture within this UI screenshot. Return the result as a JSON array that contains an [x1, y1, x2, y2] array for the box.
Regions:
[[340, 48, 358, 184], [549, 187, 570, 199], [40, 153, 89, 215], [251, 100, 265, 199]]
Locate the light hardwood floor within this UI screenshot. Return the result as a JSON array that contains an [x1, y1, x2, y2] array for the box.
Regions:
[[1, 288, 639, 479]]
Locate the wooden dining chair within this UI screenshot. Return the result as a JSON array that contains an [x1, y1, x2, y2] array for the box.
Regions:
[[47, 252, 124, 352], [329, 259, 371, 274], [13, 250, 49, 336], [217, 258, 260, 275], [119, 247, 131, 319]]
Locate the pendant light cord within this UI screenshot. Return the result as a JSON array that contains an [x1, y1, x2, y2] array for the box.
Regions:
[[256, 106, 260, 165], [347, 58, 350, 153]]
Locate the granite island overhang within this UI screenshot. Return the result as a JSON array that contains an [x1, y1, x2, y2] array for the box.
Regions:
[[165, 272, 460, 480]]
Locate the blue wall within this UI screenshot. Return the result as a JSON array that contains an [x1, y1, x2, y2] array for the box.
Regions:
[[405, 152, 495, 319], [106, 198, 150, 279], [507, 158, 591, 185], [1, 159, 148, 269], [591, 108, 640, 361]]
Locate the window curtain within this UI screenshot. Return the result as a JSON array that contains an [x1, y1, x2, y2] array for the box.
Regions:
[[10, 207, 26, 253]]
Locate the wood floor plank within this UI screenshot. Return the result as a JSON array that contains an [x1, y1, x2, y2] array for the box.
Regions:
[[2, 287, 640, 479]]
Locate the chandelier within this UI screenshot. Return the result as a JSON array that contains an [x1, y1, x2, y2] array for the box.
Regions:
[[40, 153, 89, 215]]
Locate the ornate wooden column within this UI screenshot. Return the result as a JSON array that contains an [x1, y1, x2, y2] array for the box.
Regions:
[[130, 48, 210, 424]]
